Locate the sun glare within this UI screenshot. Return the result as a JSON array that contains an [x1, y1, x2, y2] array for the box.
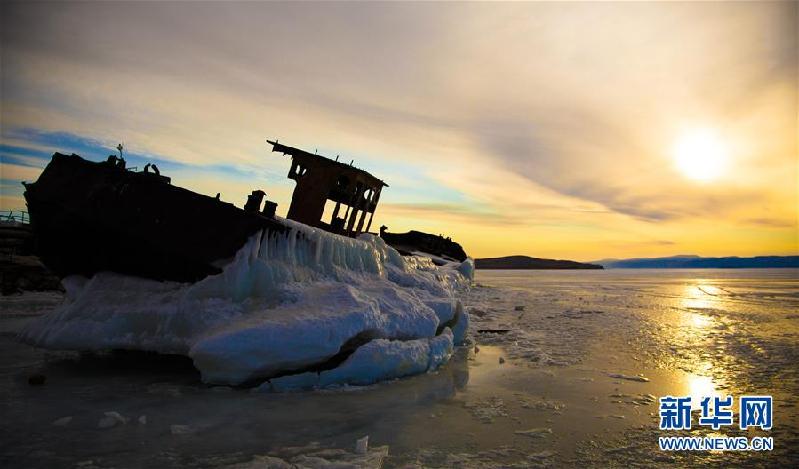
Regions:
[[673, 129, 728, 182], [687, 375, 718, 409]]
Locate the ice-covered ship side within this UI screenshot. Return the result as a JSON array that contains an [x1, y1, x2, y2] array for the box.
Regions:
[[21, 220, 474, 387], [23, 153, 286, 282]]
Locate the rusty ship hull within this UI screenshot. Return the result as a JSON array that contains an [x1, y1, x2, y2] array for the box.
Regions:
[[23, 153, 286, 283], [24, 147, 468, 284]]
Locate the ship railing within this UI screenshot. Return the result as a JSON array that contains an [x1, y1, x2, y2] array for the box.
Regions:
[[0, 210, 29, 224]]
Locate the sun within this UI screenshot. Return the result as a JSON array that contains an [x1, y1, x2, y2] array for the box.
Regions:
[[673, 129, 728, 182]]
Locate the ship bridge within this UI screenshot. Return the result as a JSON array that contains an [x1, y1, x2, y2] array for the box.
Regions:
[[268, 140, 387, 237]]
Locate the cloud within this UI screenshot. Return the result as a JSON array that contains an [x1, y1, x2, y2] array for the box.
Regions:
[[0, 1, 795, 258], [1, 163, 43, 182], [743, 218, 798, 229], [381, 202, 523, 227], [0, 195, 25, 211]]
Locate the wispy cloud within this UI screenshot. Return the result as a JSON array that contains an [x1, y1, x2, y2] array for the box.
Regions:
[[381, 202, 523, 227], [1, 1, 795, 258]]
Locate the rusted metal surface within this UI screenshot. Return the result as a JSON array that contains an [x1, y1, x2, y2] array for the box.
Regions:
[[268, 140, 387, 237], [24, 153, 286, 282], [379, 226, 468, 262]]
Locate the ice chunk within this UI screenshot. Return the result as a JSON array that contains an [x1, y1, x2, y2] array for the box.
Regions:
[[230, 443, 389, 469], [426, 299, 458, 326], [319, 338, 430, 387], [52, 416, 72, 426], [98, 411, 128, 428], [515, 428, 552, 438], [170, 424, 193, 435], [61, 276, 88, 302], [319, 329, 454, 387], [457, 258, 475, 281], [608, 373, 650, 383], [428, 328, 454, 370], [450, 302, 469, 345], [259, 329, 454, 391], [104, 411, 128, 424], [21, 220, 473, 386], [355, 435, 369, 454], [98, 417, 117, 429]]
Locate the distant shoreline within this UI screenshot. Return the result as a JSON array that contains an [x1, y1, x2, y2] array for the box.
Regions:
[[474, 255, 799, 270], [475, 266, 799, 270], [593, 255, 799, 269], [475, 256, 603, 270]]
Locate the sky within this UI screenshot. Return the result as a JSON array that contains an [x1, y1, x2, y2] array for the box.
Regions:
[[1, 1, 796, 261]]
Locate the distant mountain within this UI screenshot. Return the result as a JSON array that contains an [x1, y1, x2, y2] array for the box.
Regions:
[[475, 255, 603, 270], [592, 255, 699, 265], [594, 255, 799, 269]]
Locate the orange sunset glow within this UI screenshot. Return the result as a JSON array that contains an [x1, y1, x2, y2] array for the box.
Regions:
[[1, 1, 796, 262]]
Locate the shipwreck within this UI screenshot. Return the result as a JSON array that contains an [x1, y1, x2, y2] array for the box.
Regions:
[[20, 139, 473, 387], [23, 140, 467, 283]]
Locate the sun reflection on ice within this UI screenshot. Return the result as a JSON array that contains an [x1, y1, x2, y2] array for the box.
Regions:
[[681, 283, 719, 310], [690, 312, 712, 328], [677, 284, 727, 409], [680, 283, 725, 330], [686, 374, 719, 409]]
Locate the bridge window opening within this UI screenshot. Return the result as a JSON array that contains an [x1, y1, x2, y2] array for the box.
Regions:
[[322, 199, 342, 224], [291, 162, 308, 178]]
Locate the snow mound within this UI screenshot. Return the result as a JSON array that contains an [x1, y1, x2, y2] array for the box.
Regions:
[[21, 218, 472, 386]]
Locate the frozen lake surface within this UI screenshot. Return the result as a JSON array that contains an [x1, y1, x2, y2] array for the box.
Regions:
[[2, 269, 798, 467]]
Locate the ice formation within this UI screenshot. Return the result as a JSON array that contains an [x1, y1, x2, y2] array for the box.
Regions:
[[20, 218, 473, 387]]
